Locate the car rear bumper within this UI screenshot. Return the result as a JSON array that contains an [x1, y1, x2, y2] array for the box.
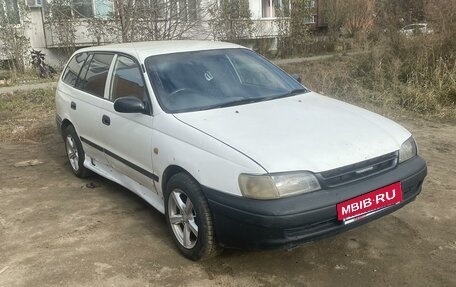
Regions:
[[202, 156, 427, 250]]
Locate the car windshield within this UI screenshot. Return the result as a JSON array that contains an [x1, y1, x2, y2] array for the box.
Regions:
[[145, 49, 307, 113]]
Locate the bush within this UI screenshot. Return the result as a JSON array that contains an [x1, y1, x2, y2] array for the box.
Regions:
[[353, 30, 456, 114]]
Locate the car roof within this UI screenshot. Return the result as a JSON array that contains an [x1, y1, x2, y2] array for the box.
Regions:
[[76, 40, 246, 59]]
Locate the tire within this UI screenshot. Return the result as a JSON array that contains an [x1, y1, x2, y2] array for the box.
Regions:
[[63, 125, 90, 178], [165, 172, 222, 260]]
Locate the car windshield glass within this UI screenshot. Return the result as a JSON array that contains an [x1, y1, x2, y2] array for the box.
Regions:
[[145, 49, 307, 113]]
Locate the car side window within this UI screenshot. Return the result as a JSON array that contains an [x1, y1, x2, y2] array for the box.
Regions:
[[110, 55, 147, 102], [75, 54, 93, 90], [78, 53, 114, 98], [62, 52, 89, 86]]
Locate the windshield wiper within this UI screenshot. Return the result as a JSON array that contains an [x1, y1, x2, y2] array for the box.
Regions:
[[196, 88, 309, 111], [204, 98, 266, 109], [271, 88, 309, 100]]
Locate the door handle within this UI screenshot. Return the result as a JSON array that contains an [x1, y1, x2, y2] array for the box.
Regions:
[[70, 101, 76, 110], [102, 115, 110, 126]]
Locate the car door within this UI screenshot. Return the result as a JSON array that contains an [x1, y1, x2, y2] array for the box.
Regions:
[[98, 54, 158, 195], [64, 52, 114, 167]]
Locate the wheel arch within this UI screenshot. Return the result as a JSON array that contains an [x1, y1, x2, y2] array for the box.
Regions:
[[161, 165, 198, 194], [61, 118, 73, 136]]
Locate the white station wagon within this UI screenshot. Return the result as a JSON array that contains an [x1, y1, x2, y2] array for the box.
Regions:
[[56, 41, 427, 260]]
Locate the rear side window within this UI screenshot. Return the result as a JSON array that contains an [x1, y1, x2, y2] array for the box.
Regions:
[[78, 53, 114, 98], [75, 54, 93, 90], [62, 52, 89, 86], [110, 56, 147, 101]]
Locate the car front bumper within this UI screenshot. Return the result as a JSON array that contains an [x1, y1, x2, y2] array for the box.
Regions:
[[202, 156, 427, 250]]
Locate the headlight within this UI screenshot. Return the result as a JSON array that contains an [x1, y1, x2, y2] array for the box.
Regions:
[[239, 172, 321, 200], [399, 137, 417, 163]]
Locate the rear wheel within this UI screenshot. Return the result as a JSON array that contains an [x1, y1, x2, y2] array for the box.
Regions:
[[63, 125, 90, 178], [165, 172, 221, 260]]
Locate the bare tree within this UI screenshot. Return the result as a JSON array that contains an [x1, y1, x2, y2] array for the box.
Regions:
[[86, 17, 118, 45], [324, 0, 374, 38], [275, 0, 291, 56], [425, 0, 456, 35], [341, 0, 374, 37], [323, 0, 348, 40], [0, 0, 30, 74], [289, 0, 312, 54], [208, 0, 254, 41], [111, 0, 205, 42], [112, 0, 134, 42], [46, 0, 77, 58], [275, 0, 312, 56]]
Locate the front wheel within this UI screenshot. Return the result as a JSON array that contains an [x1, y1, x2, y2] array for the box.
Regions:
[[165, 173, 221, 260]]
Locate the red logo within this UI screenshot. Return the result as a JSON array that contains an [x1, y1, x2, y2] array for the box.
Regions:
[[337, 182, 402, 221]]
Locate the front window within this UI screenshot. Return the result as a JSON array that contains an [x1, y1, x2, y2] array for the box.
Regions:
[[110, 55, 147, 102], [145, 49, 306, 113]]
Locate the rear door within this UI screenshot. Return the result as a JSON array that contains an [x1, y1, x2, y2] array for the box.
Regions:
[[60, 52, 114, 166], [98, 54, 158, 195]]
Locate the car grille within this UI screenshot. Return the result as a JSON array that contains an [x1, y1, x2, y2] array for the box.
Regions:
[[317, 152, 398, 188]]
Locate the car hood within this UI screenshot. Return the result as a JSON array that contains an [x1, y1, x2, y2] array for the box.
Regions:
[[173, 92, 411, 173]]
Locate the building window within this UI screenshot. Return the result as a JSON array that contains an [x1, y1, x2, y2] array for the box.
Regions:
[[167, 0, 199, 21], [177, 0, 197, 21], [46, 0, 95, 19], [93, 0, 113, 18], [218, 0, 250, 19], [304, 14, 316, 23], [136, 0, 165, 19], [307, 0, 316, 8], [1, 0, 20, 24], [186, 0, 198, 21], [262, 0, 289, 18], [72, 0, 93, 18]]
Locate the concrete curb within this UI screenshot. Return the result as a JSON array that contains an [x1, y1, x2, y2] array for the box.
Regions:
[[0, 82, 57, 94]]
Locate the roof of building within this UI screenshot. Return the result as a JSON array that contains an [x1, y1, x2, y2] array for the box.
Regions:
[[76, 40, 245, 59]]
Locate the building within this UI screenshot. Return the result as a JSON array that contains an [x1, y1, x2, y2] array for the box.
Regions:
[[0, 0, 327, 66]]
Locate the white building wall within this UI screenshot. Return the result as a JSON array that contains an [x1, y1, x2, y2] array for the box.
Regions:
[[1, 0, 281, 65], [26, 7, 46, 49]]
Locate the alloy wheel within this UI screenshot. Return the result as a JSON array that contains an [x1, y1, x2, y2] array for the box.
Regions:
[[66, 135, 79, 171], [168, 189, 198, 249]]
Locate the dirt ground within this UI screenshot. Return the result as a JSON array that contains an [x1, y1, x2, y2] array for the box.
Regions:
[[0, 101, 456, 286]]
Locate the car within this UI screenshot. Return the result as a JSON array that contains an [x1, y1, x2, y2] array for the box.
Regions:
[[55, 40, 427, 260], [400, 23, 433, 36]]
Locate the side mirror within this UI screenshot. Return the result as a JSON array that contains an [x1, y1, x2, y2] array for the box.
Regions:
[[291, 74, 302, 83], [114, 96, 146, 114]]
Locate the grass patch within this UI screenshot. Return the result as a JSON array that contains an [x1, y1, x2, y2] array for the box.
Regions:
[[0, 69, 58, 87], [279, 53, 456, 121], [0, 88, 56, 143]]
